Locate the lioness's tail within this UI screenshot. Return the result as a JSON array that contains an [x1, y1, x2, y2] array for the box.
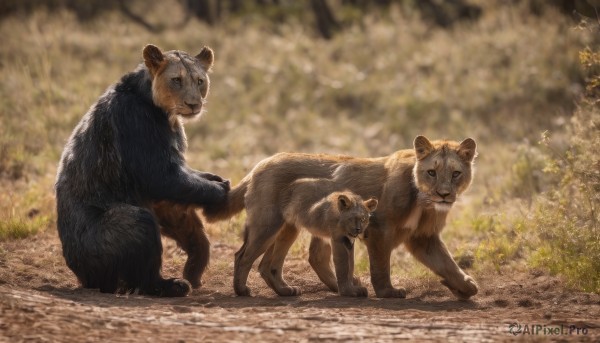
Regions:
[[203, 176, 249, 222]]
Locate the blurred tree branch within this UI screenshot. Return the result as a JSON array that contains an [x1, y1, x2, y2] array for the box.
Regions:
[[3, 0, 594, 39], [119, 0, 162, 32], [310, 0, 340, 40]]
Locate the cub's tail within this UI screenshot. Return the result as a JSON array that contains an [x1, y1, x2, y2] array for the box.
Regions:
[[203, 176, 249, 222]]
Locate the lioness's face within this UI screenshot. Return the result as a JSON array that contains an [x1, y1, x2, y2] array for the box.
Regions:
[[413, 136, 477, 212], [143, 44, 214, 118], [336, 193, 378, 238]]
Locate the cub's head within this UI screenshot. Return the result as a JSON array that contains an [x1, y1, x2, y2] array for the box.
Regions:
[[413, 135, 477, 212], [142, 44, 213, 123], [334, 192, 378, 238]]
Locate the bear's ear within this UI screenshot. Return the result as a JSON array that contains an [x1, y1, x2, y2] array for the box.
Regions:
[[196, 46, 214, 71], [457, 138, 477, 162], [143, 44, 165, 76], [414, 135, 434, 160], [364, 197, 378, 213], [338, 194, 351, 211]]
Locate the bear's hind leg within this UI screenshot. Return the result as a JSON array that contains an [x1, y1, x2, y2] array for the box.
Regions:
[[154, 201, 210, 289], [98, 204, 191, 297]]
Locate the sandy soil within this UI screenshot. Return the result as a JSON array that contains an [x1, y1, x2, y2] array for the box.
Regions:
[[1, 229, 599, 342]]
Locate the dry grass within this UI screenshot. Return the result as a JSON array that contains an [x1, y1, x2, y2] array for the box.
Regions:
[[0, 2, 596, 289]]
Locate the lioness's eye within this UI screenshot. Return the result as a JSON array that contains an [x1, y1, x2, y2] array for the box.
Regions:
[[452, 171, 461, 178], [198, 78, 204, 86], [172, 77, 182, 85], [427, 170, 436, 177]]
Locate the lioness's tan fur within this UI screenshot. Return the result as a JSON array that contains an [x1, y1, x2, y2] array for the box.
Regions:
[[205, 136, 479, 299]]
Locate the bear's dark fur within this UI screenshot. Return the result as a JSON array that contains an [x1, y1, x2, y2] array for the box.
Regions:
[[55, 46, 229, 296]]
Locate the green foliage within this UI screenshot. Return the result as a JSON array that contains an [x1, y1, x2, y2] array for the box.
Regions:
[[504, 144, 548, 200], [529, 126, 600, 292], [471, 214, 526, 272], [528, 47, 600, 293], [0, 215, 50, 241], [0, 135, 27, 180], [0, 176, 56, 242], [579, 48, 600, 98], [354, 242, 370, 275], [530, 200, 600, 293]]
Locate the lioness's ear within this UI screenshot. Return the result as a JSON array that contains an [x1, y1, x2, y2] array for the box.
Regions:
[[196, 46, 214, 71], [143, 44, 165, 76], [364, 197, 378, 213], [338, 194, 351, 211], [458, 138, 477, 162], [414, 135, 434, 160]]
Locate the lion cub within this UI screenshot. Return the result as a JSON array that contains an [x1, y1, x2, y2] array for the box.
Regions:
[[252, 179, 377, 297]]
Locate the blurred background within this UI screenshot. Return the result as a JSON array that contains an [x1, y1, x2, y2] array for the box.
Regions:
[[0, 0, 598, 293]]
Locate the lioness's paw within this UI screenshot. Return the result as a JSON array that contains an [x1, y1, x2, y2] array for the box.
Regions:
[[441, 276, 478, 300], [374, 287, 407, 298], [461, 276, 479, 297], [340, 285, 368, 297]]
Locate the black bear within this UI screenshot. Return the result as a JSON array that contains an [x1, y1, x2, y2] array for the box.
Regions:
[[55, 44, 229, 297]]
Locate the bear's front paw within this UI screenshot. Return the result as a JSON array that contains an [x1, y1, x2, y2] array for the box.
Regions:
[[161, 278, 192, 297], [214, 179, 231, 193], [197, 172, 225, 182]]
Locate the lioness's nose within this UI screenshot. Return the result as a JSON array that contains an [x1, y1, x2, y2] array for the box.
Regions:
[[437, 190, 450, 198]]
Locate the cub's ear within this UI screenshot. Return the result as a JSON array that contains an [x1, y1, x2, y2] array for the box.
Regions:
[[196, 46, 214, 71], [414, 135, 434, 160], [457, 138, 477, 162], [364, 197, 378, 213], [143, 44, 165, 76], [338, 194, 352, 211]]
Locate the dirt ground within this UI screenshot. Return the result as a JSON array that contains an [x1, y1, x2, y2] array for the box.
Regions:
[[0, 229, 599, 343]]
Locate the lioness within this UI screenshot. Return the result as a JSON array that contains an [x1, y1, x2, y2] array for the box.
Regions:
[[205, 136, 478, 299], [256, 181, 377, 297]]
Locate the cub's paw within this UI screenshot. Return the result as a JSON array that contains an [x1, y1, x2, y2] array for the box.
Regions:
[[276, 286, 302, 297], [374, 287, 407, 298], [339, 285, 368, 297], [234, 284, 252, 297], [441, 276, 479, 300]]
